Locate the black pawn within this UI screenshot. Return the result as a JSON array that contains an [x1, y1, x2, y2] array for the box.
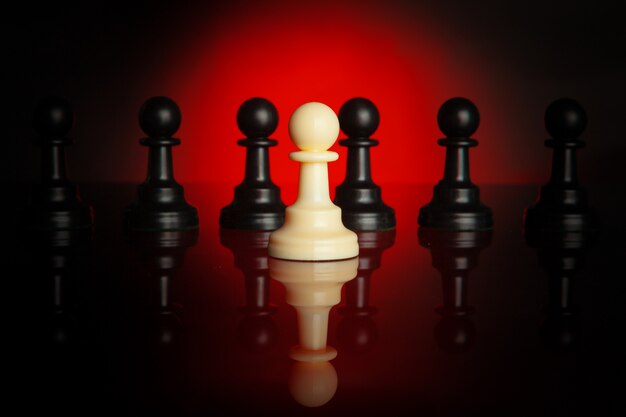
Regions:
[[334, 98, 395, 231], [220, 98, 285, 230], [125, 97, 199, 231], [524, 98, 598, 233], [27, 96, 93, 230], [419, 228, 492, 353], [418, 97, 493, 231]]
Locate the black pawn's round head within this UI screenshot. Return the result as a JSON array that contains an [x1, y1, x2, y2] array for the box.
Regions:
[[338, 97, 380, 138], [437, 97, 480, 137], [33, 96, 74, 138], [545, 98, 587, 140], [237, 98, 279, 138], [139, 96, 182, 138]]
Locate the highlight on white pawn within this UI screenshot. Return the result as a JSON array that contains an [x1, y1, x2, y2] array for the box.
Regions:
[[268, 102, 359, 261]]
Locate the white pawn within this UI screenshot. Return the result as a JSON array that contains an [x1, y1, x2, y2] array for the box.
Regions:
[[268, 102, 359, 261]]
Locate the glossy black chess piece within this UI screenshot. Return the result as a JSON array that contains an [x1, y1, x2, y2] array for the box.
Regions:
[[336, 230, 395, 353], [220, 98, 285, 230], [524, 98, 598, 233], [419, 227, 492, 353], [220, 229, 277, 352], [129, 230, 198, 345], [27, 96, 93, 230], [418, 97, 493, 231], [334, 98, 395, 231], [125, 97, 199, 232]]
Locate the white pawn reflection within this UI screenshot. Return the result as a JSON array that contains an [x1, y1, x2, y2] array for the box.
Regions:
[[270, 257, 358, 407]]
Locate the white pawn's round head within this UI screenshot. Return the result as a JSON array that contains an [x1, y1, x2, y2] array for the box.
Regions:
[[289, 102, 340, 151]]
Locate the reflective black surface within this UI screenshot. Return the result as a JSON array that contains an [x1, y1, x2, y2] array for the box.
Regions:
[[11, 184, 626, 416]]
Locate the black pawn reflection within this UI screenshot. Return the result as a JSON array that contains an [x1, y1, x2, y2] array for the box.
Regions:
[[337, 230, 395, 353], [526, 228, 593, 352], [30, 229, 92, 346], [419, 228, 492, 353], [220, 229, 277, 353], [129, 230, 198, 346], [27, 96, 93, 230]]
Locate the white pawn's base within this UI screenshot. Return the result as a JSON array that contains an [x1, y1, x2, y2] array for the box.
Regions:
[[268, 204, 358, 261]]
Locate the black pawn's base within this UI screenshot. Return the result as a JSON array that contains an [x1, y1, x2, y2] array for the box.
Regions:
[[220, 185, 285, 231], [418, 185, 493, 231], [418, 204, 493, 231], [26, 185, 93, 231], [524, 183, 599, 235], [125, 204, 199, 232], [335, 187, 396, 231], [340, 207, 396, 231], [524, 205, 598, 236]]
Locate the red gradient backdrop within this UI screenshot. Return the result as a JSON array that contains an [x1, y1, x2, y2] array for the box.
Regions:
[[137, 0, 519, 202]]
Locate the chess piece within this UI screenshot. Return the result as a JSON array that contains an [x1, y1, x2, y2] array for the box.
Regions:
[[27, 96, 93, 230], [220, 98, 286, 230], [524, 98, 598, 233], [419, 228, 492, 353], [129, 230, 198, 345], [220, 229, 277, 352], [125, 97, 199, 231], [268, 102, 359, 260], [418, 97, 493, 231], [337, 230, 395, 353], [334, 98, 395, 231], [270, 257, 356, 407]]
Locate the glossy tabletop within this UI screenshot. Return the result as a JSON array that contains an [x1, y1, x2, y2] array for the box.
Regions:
[[10, 184, 626, 416]]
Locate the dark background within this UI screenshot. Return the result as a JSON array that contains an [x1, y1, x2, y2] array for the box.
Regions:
[[6, 0, 626, 192]]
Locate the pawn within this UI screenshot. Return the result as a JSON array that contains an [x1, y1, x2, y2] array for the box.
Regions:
[[419, 228, 492, 353], [125, 97, 199, 231], [334, 98, 395, 230], [524, 98, 598, 233], [268, 102, 359, 260], [27, 96, 93, 230], [220, 98, 286, 230], [418, 97, 493, 231]]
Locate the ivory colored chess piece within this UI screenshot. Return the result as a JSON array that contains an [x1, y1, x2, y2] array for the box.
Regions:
[[268, 102, 359, 261], [270, 257, 357, 407]]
